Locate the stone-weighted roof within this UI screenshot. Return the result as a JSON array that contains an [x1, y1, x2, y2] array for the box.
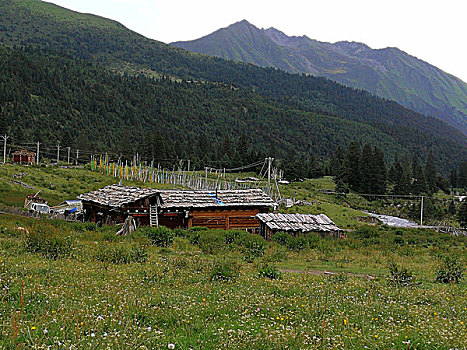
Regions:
[[78, 185, 158, 208], [78, 186, 275, 209], [256, 213, 341, 232], [159, 189, 275, 208]]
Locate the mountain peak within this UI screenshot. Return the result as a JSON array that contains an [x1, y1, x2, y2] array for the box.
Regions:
[[229, 19, 256, 29]]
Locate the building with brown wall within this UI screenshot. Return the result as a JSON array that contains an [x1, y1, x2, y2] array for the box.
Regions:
[[12, 149, 36, 165], [78, 185, 275, 231]]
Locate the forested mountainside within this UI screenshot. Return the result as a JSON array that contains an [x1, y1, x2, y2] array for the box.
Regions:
[[0, 0, 466, 172], [1, 46, 465, 172], [172, 20, 467, 135]]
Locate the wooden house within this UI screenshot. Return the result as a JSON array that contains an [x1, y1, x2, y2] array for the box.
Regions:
[[78, 185, 275, 231], [256, 213, 344, 240], [12, 149, 36, 165], [157, 189, 275, 232]]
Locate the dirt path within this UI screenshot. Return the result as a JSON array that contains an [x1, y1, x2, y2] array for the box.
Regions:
[[280, 268, 374, 279]]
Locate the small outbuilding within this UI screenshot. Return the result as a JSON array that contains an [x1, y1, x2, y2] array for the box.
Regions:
[[256, 213, 344, 240], [12, 149, 36, 165]]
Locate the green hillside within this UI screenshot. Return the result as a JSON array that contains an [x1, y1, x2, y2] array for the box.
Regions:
[[0, 46, 410, 165], [0, 0, 466, 172], [172, 20, 467, 135]]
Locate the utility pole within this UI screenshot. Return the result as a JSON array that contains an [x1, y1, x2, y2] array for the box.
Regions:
[[420, 196, 424, 226], [67, 147, 71, 164], [187, 159, 191, 173], [267, 157, 274, 196], [56, 141, 61, 164], [1, 134, 9, 164], [75, 149, 79, 165], [36, 142, 40, 165]]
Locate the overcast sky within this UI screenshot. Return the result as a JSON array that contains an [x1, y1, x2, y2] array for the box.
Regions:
[[46, 0, 467, 83]]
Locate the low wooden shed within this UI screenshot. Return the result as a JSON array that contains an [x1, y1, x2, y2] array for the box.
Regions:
[[256, 213, 344, 240]]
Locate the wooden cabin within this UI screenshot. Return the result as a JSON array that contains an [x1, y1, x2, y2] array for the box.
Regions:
[[256, 213, 344, 240], [12, 149, 36, 165], [78, 185, 275, 231]]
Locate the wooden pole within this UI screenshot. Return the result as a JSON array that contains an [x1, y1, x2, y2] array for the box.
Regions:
[[1, 135, 9, 164]]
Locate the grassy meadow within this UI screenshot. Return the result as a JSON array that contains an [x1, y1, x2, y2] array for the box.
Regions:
[[0, 164, 465, 349]]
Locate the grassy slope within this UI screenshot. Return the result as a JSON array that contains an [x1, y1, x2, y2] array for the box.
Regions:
[[0, 164, 465, 348], [0, 212, 466, 349]]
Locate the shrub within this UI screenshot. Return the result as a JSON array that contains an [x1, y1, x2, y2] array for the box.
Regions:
[[139, 226, 174, 247], [305, 233, 321, 249], [173, 228, 189, 238], [387, 262, 416, 287], [393, 236, 405, 246], [210, 258, 240, 281], [436, 256, 464, 284], [239, 233, 267, 261], [224, 230, 241, 245], [258, 265, 282, 280], [286, 236, 307, 251], [353, 226, 379, 239], [198, 230, 225, 254], [25, 223, 74, 260], [187, 227, 208, 245], [272, 232, 289, 246]]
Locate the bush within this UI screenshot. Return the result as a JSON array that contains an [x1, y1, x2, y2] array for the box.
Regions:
[[210, 258, 240, 281], [258, 265, 282, 280], [173, 228, 189, 238], [387, 262, 416, 287], [198, 230, 225, 254], [139, 226, 174, 247], [188, 227, 207, 245], [239, 233, 267, 261], [224, 230, 241, 245], [436, 256, 464, 284], [353, 226, 380, 239], [25, 223, 74, 260], [286, 236, 307, 251], [394, 236, 405, 246], [95, 244, 148, 264], [272, 232, 289, 246]]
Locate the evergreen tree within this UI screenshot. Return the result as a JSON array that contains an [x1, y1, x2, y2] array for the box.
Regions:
[[371, 147, 387, 195], [457, 201, 467, 227], [329, 146, 345, 177], [459, 162, 467, 189], [342, 141, 361, 191], [411, 155, 427, 194], [450, 168, 458, 188], [358, 143, 373, 193], [424, 150, 437, 194]]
